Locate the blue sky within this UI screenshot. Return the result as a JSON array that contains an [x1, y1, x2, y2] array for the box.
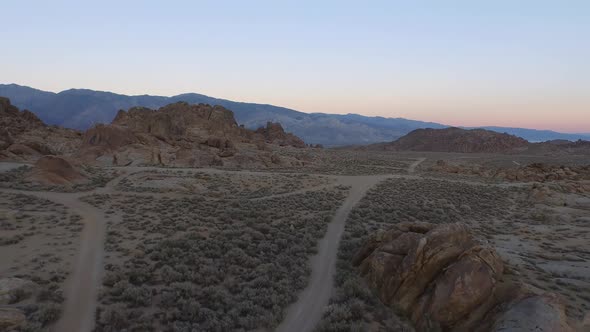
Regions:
[[1, 0, 589, 132]]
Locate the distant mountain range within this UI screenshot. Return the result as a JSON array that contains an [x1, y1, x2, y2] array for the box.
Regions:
[[1, 83, 589, 146]]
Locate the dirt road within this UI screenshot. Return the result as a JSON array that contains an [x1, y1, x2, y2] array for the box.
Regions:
[[408, 157, 426, 173], [0, 160, 425, 332], [275, 175, 387, 332], [0, 188, 106, 332]]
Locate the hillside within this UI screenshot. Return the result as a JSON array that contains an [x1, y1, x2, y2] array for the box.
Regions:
[[2, 84, 589, 146], [369, 127, 530, 153]]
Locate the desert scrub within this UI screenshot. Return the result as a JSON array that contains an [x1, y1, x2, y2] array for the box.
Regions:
[[0, 165, 117, 192], [0, 192, 82, 331], [115, 169, 335, 198], [88, 187, 348, 331]]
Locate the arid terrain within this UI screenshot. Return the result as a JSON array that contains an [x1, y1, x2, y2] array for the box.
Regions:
[[1, 97, 590, 331]]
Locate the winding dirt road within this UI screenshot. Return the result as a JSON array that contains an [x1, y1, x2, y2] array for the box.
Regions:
[[0, 158, 428, 332], [0, 188, 106, 332], [0, 169, 132, 331], [275, 175, 387, 332], [276, 157, 426, 332]]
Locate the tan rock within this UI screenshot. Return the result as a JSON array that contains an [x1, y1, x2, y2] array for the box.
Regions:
[[27, 155, 88, 185], [356, 222, 575, 331]]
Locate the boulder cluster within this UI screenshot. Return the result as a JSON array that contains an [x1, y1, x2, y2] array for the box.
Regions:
[[354, 222, 579, 331], [431, 160, 590, 193]]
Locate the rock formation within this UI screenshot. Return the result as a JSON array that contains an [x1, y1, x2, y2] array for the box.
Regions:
[[354, 222, 577, 331], [369, 127, 529, 153], [0, 97, 82, 161], [78, 102, 306, 167], [26, 155, 88, 186], [255, 122, 306, 148], [431, 160, 590, 194]]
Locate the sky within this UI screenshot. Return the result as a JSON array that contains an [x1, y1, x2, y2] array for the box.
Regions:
[[1, 0, 589, 132]]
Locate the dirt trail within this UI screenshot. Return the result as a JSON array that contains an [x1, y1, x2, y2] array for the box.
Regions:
[[0, 169, 131, 331], [276, 175, 388, 332], [0, 161, 427, 332], [0, 188, 106, 332], [408, 157, 426, 173], [0, 189, 106, 331]]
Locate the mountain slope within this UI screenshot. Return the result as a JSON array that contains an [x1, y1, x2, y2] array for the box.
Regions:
[[2, 83, 589, 146]]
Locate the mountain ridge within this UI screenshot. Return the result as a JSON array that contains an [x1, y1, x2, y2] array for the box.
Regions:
[[2, 83, 589, 146]]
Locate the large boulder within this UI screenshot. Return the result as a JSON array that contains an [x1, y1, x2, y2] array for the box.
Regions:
[[26, 155, 88, 185], [355, 222, 577, 331]]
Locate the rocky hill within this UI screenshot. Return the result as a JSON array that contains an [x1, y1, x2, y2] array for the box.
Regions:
[[4, 84, 588, 146], [369, 127, 530, 153], [0, 98, 307, 168], [0, 97, 82, 161], [80, 102, 308, 167]]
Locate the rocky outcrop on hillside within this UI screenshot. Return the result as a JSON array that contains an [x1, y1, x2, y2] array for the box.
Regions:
[[0, 98, 82, 161], [354, 222, 578, 331], [369, 127, 529, 153], [0, 97, 45, 137], [431, 161, 590, 193], [79, 102, 306, 167], [0, 97, 307, 167], [255, 122, 306, 148]]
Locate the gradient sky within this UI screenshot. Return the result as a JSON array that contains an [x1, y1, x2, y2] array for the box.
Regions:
[[2, 1, 589, 132]]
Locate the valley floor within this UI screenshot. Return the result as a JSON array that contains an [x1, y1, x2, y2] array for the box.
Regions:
[[1, 151, 589, 331]]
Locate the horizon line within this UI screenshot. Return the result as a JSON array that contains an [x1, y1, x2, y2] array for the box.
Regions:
[[2, 82, 589, 135]]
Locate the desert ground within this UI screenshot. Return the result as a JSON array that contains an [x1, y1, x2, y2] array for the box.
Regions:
[[1, 149, 589, 331]]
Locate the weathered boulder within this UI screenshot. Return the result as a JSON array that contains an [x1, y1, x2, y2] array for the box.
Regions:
[[355, 222, 577, 331], [26, 155, 88, 185]]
